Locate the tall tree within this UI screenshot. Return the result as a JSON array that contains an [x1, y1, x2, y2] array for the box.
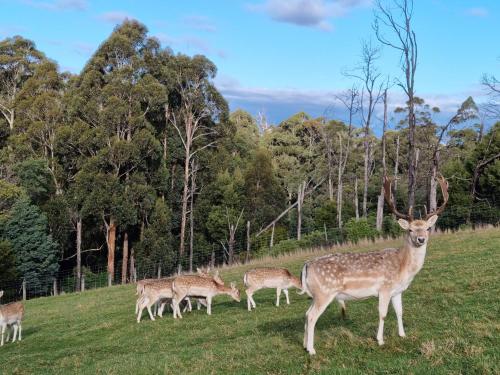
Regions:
[[375, 0, 419, 207], [0, 36, 45, 131]]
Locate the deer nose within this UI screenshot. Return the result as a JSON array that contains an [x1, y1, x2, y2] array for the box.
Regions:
[[417, 237, 425, 244]]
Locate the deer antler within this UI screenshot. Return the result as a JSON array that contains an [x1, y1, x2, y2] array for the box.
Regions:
[[383, 175, 413, 221], [424, 174, 449, 220]]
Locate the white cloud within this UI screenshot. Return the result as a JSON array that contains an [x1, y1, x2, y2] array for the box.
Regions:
[[248, 0, 371, 31], [21, 0, 87, 11], [183, 15, 217, 33], [98, 11, 134, 24], [464, 7, 489, 17], [216, 75, 485, 124]]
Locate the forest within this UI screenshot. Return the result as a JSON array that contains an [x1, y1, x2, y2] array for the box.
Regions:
[[0, 18, 499, 298]]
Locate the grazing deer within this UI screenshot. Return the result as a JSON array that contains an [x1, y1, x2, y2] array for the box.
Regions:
[[0, 291, 25, 346], [136, 278, 175, 322], [302, 175, 448, 355], [243, 268, 302, 311], [158, 268, 224, 316], [172, 276, 240, 318]]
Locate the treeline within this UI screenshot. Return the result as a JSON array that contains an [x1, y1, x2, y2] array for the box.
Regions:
[[0, 20, 498, 294]]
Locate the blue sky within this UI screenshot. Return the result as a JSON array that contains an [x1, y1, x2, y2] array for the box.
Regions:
[[0, 0, 498, 126]]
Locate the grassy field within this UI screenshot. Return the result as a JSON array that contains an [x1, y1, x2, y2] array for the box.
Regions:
[[0, 228, 499, 374]]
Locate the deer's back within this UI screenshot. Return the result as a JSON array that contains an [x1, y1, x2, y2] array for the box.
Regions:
[[245, 267, 294, 288], [0, 302, 24, 323]]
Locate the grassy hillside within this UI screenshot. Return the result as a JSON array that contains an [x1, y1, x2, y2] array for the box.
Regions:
[[1, 228, 499, 374]]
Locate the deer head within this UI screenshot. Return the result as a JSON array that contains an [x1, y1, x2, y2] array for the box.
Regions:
[[383, 174, 449, 246], [228, 282, 241, 302]]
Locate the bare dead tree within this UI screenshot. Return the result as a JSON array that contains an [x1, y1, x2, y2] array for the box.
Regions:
[[168, 78, 216, 271], [481, 72, 500, 119], [296, 180, 307, 240], [376, 88, 389, 231], [333, 86, 360, 228], [225, 208, 244, 265], [374, 0, 418, 207], [346, 41, 384, 217], [188, 159, 199, 272]]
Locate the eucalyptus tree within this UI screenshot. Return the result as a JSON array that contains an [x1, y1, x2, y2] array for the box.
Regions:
[[166, 54, 228, 269], [0, 36, 45, 131], [69, 20, 165, 284]]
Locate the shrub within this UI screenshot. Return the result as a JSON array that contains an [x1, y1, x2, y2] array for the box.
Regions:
[[344, 218, 378, 243]]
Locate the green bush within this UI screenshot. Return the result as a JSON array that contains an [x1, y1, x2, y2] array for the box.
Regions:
[[344, 218, 378, 243], [382, 216, 403, 238]]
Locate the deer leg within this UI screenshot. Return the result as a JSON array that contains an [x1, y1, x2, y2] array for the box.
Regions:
[[206, 296, 212, 315], [1, 324, 5, 346], [338, 300, 347, 319], [18, 322, 22, 341], [245, 288, 255, 311], [12, 325, 18, 343], [137, 297, 145, 323], [147, 298, 156, 321], [135, 297, 140, 315], [284, 289, 290, 305], [186, 297, 193, 312], [377, 291, 391, 345], [303, 304, 314, 348], [276, 287, 281, 306], [391, 293, 406, 337], [173, 292, 185, 319], [306, 294, 336, 355]]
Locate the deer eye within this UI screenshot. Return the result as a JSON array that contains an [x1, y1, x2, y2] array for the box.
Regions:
[[409, 229, 413, 233], [427, 227, 431, 231]]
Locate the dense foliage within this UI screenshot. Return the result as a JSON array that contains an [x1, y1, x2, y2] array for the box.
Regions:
[[0, 21, 498, 289]]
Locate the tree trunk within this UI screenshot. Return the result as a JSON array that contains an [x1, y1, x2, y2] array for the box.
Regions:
[[376, 89, 388, 232], [429, 151, 439, 213], [270, 223, 275, 247], [297, 181, 306, 240], [354, 177, 360, 221], [394, 136, 400, 192], [189, 162, 197, 273], [245, 220, 251, 263], [228, 228, 235, 265], [130, 247, 135, 283], [76, 216, 82, 292], [337, 178, 343, 229], [363, 140, 370, 218], [178, 146, 190, 271], [107, 217, 116, 286], [408, 104, 417, 208], [121, 232, 129, 284]]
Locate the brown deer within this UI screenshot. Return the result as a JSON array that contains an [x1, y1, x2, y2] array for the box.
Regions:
[[0, 291, 25, 346], [171, 276, 240, 318], [302, 175, 448, 355], [243, 268, 302, 311]]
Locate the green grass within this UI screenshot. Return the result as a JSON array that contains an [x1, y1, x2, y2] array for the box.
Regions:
[[1, 228, 499, 374]]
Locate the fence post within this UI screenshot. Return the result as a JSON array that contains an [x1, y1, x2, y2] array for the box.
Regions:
[[81, 274, 85, 292], [108, 273, 112, 287], [157, 265, 161, 279], [53, 278, 58, 296], [324, 224, 328, 242], [270, 223, 275, 248], [22, 279, 26, 301]]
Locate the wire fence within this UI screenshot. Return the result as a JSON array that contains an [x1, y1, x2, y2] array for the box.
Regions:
[[0, 206, 498, 304]]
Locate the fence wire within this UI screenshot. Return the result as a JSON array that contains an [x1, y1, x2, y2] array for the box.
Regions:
[[0, 206, 498, 304]]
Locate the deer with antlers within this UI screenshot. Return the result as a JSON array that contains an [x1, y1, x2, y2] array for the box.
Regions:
[[302, 175, 448, 355]]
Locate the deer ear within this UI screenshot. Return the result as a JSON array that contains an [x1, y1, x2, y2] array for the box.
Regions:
[[426, 215, 438, 227], [397, 219, 410, 230], [230, 282, 236, 289]]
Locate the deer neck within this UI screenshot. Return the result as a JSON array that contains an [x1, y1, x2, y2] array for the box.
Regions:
[[400, 236, 428, 277]]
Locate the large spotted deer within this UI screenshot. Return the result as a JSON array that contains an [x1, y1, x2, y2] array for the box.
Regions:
[[302, 175, 448, 355]]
